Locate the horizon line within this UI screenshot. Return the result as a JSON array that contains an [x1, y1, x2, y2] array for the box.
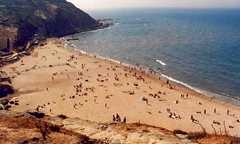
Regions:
[[84, 6, 240, 12]]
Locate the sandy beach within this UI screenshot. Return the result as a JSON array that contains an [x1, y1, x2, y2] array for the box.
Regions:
[[3, 39, 240, 137]]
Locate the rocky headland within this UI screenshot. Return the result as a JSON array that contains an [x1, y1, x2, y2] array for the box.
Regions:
[[0, 0, 104, 54]]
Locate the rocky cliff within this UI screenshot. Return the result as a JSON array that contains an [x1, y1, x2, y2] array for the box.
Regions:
[[0, 0, 98, 52]]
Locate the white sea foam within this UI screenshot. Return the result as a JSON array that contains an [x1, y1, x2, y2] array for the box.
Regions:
[[156, 59, 166, 66], [161, 74, 240, 105], [161, 74, 203, 94]]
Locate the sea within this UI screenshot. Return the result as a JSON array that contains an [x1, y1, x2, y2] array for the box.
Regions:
[[65, 8, 240, 105]]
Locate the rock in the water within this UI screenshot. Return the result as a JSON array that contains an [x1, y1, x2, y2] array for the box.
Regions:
[[0, 84, 14, 97]]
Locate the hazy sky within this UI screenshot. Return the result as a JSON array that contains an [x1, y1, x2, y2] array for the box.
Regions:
[[67, 0, 240, 10]]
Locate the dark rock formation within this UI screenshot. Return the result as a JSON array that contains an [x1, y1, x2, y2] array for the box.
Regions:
[[0, 84, 14, 97], [0, 0, 99, 52], [27, 111, 46, 119]]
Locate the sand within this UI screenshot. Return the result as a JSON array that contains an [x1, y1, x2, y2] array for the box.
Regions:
[[3, 39, 240, 137]]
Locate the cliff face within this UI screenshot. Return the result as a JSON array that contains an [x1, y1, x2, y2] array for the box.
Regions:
[[0, 26, 17, 52], [0, 0, 98, 52]]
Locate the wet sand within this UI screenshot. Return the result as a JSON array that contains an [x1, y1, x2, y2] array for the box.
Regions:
[[3, 39, 240, 137]]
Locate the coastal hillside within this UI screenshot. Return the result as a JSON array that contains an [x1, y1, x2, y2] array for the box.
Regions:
[[0, 111, 106, 144], [0, 111, 238, 144], [0, 0, 98, 52]]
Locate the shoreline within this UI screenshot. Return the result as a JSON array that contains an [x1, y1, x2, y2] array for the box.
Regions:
[[3, 38, 240, 136], [63, 38, 240, 107]]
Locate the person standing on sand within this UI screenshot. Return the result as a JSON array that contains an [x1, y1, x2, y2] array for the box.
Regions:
[[204, 109, 207, 115], [116, 113, 121, 122], [113, 115, 116, 122], [123, 117, 127, 123], [190, 115, 199, 123]]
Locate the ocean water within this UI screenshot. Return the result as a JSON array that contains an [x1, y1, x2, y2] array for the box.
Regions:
[[66, 8, 240, 105]]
